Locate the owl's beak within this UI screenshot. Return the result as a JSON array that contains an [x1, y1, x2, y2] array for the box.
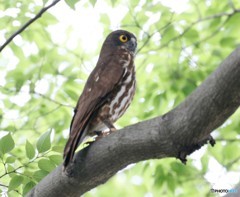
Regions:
[[128, 37, 137, 53]]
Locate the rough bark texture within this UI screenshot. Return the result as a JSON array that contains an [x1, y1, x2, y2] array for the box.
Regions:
[[27, 48, 240, 197]]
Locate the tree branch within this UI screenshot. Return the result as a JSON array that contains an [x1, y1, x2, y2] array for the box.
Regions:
[[0, 0, 61, 53], [27, 48, 240, 197]]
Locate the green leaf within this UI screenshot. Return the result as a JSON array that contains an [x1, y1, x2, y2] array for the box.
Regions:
[[0, 133, 15, 155], [161, 25, 178, 44], [220, 37, 235, 48], [49, 155, 62, 165], [25, 140, 36, 160], [223, 143, 238, 161], [166, 172, 176, 192], [64, 0, 78, 9], [111, 0, 118, 6], [52, 145, 63, 153], [40, 12, 58, 25], [38, 159, 56, 172], [7, 165, 15, 177], [99, 14, 111, 28], [22, 181, 36, 196], [226, 13, 240, 29], [36, 130, 51, 153], [212, 49, 222, 58], [154, 165, 166, 187], [209, 18, 221, 29], [64, 88, 79, 100], [8, 175, 24, 191], [184, 29, 199, 39], [201, 154, 209, 174], [33, 170, 48, 182], [89, 0, 97, 6], [5, 156, 16, 164]]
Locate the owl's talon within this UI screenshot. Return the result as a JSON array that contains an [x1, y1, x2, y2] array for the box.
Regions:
[[110, 127, 117, 133], [95, 131, 109, 141]]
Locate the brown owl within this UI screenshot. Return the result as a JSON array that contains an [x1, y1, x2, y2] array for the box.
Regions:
[[63, 30, 137, 168]]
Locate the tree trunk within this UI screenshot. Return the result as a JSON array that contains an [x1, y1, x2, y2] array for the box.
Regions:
[[27, 48, 240, 197]]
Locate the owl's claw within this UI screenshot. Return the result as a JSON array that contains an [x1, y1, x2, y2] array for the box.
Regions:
[[110, 127, 117, 133], [95, 130, 110, 141], [94, 127, 117, 141]]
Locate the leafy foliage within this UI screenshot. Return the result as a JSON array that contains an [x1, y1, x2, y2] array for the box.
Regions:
[[1, 0, 240, 196], [0, 133, 15, 156]]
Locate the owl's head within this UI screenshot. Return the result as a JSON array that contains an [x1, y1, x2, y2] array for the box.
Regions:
[[102, 30, 137, 55]]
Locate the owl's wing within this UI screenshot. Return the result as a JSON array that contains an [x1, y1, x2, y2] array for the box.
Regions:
[[63, 56, 126, 168]]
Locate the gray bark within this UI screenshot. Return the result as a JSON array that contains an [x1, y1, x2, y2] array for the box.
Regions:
[[27, 48, 240, 197]]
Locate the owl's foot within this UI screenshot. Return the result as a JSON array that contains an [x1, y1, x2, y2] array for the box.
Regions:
[[94, 130, 110, 141], [94, 125, 117, 141], [177, 135, 215, 164], [110, 127, 117, 133], [102, 119, 116, 133]]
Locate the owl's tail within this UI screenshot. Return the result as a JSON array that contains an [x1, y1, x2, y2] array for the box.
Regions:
[[63, 125, 88, 170]]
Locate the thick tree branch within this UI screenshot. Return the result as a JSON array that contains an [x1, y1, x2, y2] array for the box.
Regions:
[[0, 0, 61, 53], [27, 48, 240, 196]]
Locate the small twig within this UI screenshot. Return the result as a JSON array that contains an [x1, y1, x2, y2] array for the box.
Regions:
[[0, 85, 73, 108], [0, 183, 22, 196], [151, 9, 240, 53], [0, 151, 50, 179], [0, 0, 61, 53], [30, 91, 73, 108], [186, 15, 231, 48], [0, 183, 8, 188]]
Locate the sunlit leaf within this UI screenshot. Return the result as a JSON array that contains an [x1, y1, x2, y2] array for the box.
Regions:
[[64, 0, 78, 9], [33, 170, 49, 182], [36, 130, 51, 153], [89, 0, 97, 6], [22, 181, 36, 196], [184, 29, 199, 39], [52, 146, 63, 153], [5, 156, 16, 164], [9, 175, 24, 191], [38, 159, 56, 172], [220, 37, 235, 48], [49, 155, 62, 165], [0, 133, 15, 156], [25, 140, 36, 160]]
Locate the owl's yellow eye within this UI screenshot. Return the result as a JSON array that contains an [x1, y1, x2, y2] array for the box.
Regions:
[[119, 35, 128, 43]]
